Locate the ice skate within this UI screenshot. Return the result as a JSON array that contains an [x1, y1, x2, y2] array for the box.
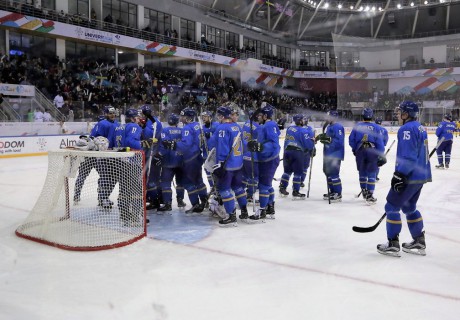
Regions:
[[248, 208, 267, 223], [185, 202, 205, 215], [266, 203, 275, 219], [445, 163, 450, 169], [402, 232, 426, 256], [435, 163, 445, 169], [324, 193, 342, 203], [157, 203, 172, 214], [247, 195, 260, 205], [177, 198, 186, 209], [292, 190, 306, 200], [146, 199, 160, 211], [365, 193, 377, 205], [279, 187, 289, 197], [219, 212, 237, 227], [239, 206, 249, 220], [377, 237, 401, 257]]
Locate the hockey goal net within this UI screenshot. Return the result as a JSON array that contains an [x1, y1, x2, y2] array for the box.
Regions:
[[16, 149, 146, 251]]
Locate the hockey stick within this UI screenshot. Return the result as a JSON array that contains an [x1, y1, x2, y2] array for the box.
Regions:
[[352, 136, 445, 233], [355, 139, 396, 199], [307, 151, 314, 198], [322, 121, 331, 205], [249, 117, 257, 214], [145, 120, 158, 180]]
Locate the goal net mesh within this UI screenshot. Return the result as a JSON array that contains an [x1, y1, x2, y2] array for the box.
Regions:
[[16, 149, 146, 251]]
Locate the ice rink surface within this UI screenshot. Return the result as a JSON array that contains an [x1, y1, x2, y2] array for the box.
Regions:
[[1, 133, 459, 320]]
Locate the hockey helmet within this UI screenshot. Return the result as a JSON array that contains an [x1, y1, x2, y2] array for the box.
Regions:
[[168, 113, 180, 126], [362, 107, 374, 120], [104, 105, 116, 114], [260, 104, 274, 118], [216, 105, 232, 118], [180, 107, 196, 119], [201, 111, 213, 118], [93, 136, 110, 151], [293, 114, 304, 125], [125, 108, 139, 119], [444, 114, 453, 121], [327, 110, 339, 118], [398, 101, 419, 118], [375, 117, 383, 125], [140, 104, 152, 114]]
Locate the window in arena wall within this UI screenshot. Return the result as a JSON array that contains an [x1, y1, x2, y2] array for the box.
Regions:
[[202, 25, 225, 49], [41, 0, 55, 10], [69, 0, 89, 17], [103, 0, 137, 28], [277, 46, 292, 66], [447, 45, 460, 63], [9, 31, 56, 58], [301, 50, 326, 67], [65, 40, 115, 64], [144, 8, 171, 35], [180, 18, 195, 42], [225, 31, 239, 50]]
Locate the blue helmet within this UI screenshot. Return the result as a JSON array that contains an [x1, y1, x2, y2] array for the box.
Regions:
[[97, 115, 106, 122], [217, 105, 232, 118], [104, 105, 116, 114], [260, 104, 274, 118], [375, 117, 383, 125], [168, 113, 180, 125], [327, 110, 339, 117], [293, 114, 304, 125], [140, 104, 152, 113], [125, 108, 139, 119], [180, 107, 196, 118], [444, 114, 453, 121], [362, 107, 373, 120], [201, 111, 213, 117], [398, 101, 419, 118]]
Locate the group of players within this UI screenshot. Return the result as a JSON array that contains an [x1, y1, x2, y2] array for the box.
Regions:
[[73, 100, 452, 256]]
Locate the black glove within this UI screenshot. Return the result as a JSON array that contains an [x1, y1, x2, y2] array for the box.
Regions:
[[391, 172, 408, 193], [377, 155, 387, 167], [152, 154, 162, 167], [310, 148, 316, 158], [247, 140, 263, 152], [212, 161, 224, 177], [162, 140, 176, 150], [319, 135, 332, 144], [142, 108, 152, 118]]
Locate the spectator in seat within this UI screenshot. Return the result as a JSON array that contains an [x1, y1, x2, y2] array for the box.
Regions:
[[54, 91, 64, 109]]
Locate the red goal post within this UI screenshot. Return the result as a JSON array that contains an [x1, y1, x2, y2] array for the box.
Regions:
[[15, 149, 147, 251]]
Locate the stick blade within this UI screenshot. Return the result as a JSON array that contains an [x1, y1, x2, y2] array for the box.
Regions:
[[352, 225, 377, 233]]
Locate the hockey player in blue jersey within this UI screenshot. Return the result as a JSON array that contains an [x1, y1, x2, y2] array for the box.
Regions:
[[377, 101, 432, 257], [299, 116, 316, 188], [242, 110, 260, 204], [374, 117, 389, 181], [200, 111, 219, 188], [157, 113, 186, 212], [279, 114, 315, 199], [140, 105, 163, 211], [207, 105, 247, 225], [247, 104, 281, 220], [435, 114, 455, 169], [349, 108, 385, 204], [315, 110, 345, 202], [163, 107, 208, 213]]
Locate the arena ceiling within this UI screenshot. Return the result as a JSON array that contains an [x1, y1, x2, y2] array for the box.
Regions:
[[185, 0, 460, 43]]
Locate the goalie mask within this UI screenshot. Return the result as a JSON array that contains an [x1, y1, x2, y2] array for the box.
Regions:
[[93, 136, 110, 151], [75, 135, 95, 151]]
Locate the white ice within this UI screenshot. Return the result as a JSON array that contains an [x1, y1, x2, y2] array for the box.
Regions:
[[1, 133, 459, 320]]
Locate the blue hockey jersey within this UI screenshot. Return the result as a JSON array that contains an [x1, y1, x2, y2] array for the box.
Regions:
[[323, 122, 345, 160], [284, 125, 315, 152], [349, 121, 385, 154], [142, 117, 163, 153], [95, 119, 117, 148], [124, 122, 142, 150], [202, 121, 219, 158], [176, 121, 202, 162], [160, 126, 183, 168], [436, 120, 455, 141], [395, 120, 432, 184], [375, 123, 389, 147], [256, 120, 280, 162], [208, 122, 243, 171], [242, 120, 259, 161]]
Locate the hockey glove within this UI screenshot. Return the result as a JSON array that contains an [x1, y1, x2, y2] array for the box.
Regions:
[[319, 135, 332, 144], [391, 171, 408, 193], [211, 161, 224, 177], [162, 140, 177, 150], [377, 155, 387, 167], [152, 154, 162, 167], [247, 140, 263, 152], [141, 138, 158, 149], [315, 133, 326, 142]]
